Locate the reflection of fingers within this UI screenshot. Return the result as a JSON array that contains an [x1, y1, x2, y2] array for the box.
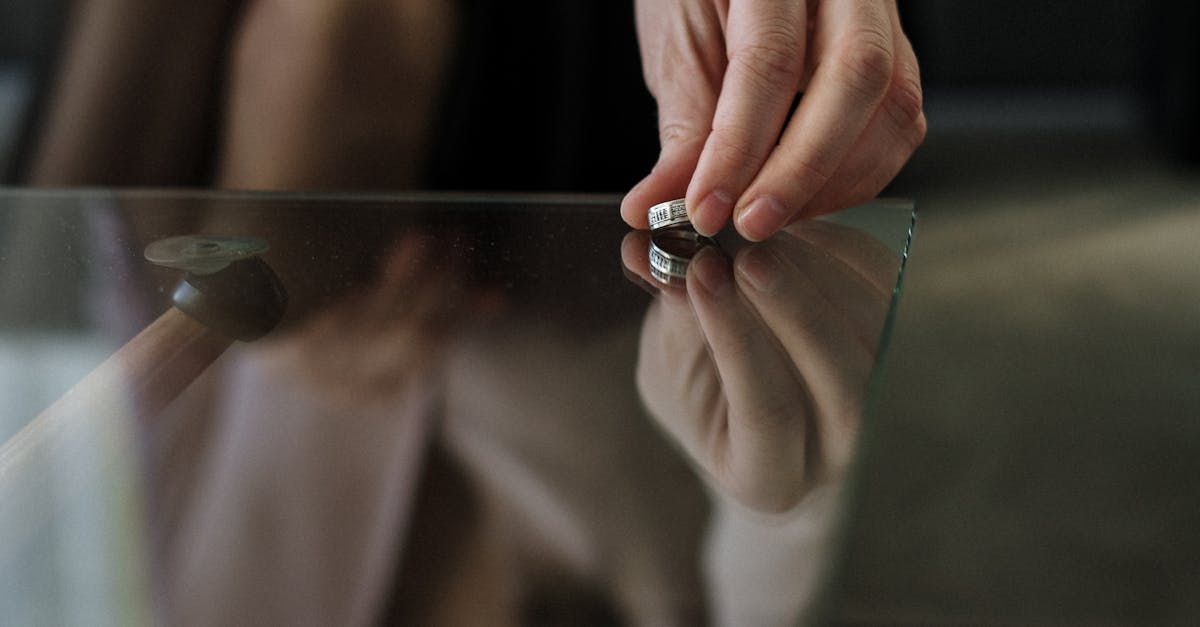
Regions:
[[634, 297, 713, 463], [733, 242, 869, 476], [735, 0, 895, 241], [621, 230, 692, 300], [768, 233, 889, 352], [686, 247, 810, 510], [784, 219, 900, 294], [621, 231, 661, 297], [621, 231, 654, 279]]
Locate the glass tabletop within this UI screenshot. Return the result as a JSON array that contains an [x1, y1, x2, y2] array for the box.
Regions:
[[0, 189, 915, 626]]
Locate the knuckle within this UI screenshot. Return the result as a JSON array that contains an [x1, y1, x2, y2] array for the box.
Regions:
[[705, 126, 769, 175], [791, 153, 835, 187], [910, 111, 928, 148], [708, 127, 762, 163], [881, 73, 927, 153], [836, 33, 895, 98], [658, 122, 707, 148], [730, 26, 806, 89], [883, 70, 925, 131]]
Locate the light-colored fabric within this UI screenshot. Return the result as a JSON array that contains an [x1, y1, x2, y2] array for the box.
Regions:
[[704, 485, 840, 627], [152, 318, 719, 626], [160, 341, 440, 627]]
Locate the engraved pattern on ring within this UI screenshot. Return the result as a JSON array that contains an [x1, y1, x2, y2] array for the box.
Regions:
[[649, 240, 691, 278], [648, 198, 690, 231]]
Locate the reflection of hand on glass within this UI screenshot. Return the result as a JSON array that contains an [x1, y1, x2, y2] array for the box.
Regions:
[[623, 220, 897, 513]]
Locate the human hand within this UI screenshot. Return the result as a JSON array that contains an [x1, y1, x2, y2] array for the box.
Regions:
[[621, 0, 924, 241], [622, 220, 896, 512]]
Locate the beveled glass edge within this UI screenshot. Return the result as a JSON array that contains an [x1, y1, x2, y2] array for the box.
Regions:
[[805, 201, 918, 627]]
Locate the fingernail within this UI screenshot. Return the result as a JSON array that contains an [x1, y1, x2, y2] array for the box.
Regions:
[[737, 196, 791, 241], [692, 189, 734, 236], [737, 246, 783, 293], [690, 248, 733, 298]]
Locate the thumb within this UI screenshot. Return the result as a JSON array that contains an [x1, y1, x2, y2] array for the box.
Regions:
[[621, 121, 709, 228], [621, 4, 723, 228]]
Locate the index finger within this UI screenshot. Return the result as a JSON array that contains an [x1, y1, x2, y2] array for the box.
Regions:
[[684, 0, 810, 236], [736, 0, 896, 240]]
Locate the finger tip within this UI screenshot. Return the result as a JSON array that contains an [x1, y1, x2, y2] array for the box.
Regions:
[[619, 195, 648, 229], [621, 263, 660, 298], [735, 226, 768, 243], [684, 200, 720, 237], [735, 195, 794, 242], [687, 245, 733, 298], [692, 220, 721, 238], [688, 184, 739, 236], [733, 214, 765, 242]]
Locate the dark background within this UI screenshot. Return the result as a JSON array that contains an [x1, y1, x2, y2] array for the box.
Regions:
[[2, 1, 1197, 184]]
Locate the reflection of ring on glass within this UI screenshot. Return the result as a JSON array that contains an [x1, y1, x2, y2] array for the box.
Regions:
[[648, 229, 718, 285], [648, 242, 689, 285], [648, 198, 690, 231]]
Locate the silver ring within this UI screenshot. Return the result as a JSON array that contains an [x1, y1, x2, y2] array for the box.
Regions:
[[648, 198, 690, 231], [648, 262, 684, 286], [649, 240, 691, 281]]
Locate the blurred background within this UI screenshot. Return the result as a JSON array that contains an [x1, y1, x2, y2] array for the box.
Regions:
[[1, 1, 1197, 185]]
